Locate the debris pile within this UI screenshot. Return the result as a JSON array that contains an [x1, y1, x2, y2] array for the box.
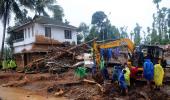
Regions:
[[24, 39, 93, 73]]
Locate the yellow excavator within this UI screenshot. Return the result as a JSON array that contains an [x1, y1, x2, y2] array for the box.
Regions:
[[92, 38, 165, 80]]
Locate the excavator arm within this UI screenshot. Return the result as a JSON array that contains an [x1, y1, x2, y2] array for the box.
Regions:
[[99, 38, 134, 53]]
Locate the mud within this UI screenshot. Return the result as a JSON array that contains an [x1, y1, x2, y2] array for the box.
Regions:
[[0, 69, 170, 100], [0, 87, 65, 100]]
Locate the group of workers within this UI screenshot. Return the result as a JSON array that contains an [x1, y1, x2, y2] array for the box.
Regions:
[[143, 58, 164, 90], [99, 58, 164, 95], [93, 46, 164, 94], [120, 58, 164, 95]]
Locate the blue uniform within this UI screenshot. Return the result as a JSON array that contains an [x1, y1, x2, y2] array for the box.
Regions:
[[112, 66, 122, 82], [118, 70, 127, 89]]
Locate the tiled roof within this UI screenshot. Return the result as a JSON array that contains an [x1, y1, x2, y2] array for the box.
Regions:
[[33, 16, 77, 29], [10, 15, 77, 31]]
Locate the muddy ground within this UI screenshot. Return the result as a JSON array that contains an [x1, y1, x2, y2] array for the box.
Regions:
[[0, 68, 170, 100], [0, 55, 170, 100]]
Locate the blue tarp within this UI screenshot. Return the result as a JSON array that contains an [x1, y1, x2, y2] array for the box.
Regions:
[[100, 48, 112, 60], [143, 59, 154, 81], [107, 48, 112, 60], [118, 70, 127, 89]]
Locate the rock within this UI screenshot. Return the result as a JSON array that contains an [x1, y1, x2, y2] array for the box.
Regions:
[[54, 89, 64, 96]]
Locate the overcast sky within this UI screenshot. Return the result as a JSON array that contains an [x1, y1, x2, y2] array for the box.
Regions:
[[0, 0, 170, 47]]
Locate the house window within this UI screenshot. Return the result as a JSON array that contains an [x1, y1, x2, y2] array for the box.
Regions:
[[45, 27, 51, 37], [13, 30, 24, 42], [25, 29, 27, 38], [32, 25, 34, 36], [64, 30, 72, 39], [28, 28, 30, 38]]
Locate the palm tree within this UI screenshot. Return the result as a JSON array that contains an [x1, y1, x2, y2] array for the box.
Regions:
[[130, 31, 134, 40], [34, 0, 56, 16], [0, 0, 24, 59], [0, 0, 34, 59], [48, 5, 64, 22], [153, 0, 162, 10]]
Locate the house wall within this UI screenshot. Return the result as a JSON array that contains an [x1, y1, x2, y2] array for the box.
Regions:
[[34, 23, 77, 44], [52, 26, 77, 44], [14, 44, 33, 54], [34, 23, 44, 36], [15, 52, 46, 68], [13, 23, 35, 47], [13, 23, 77, 54], [15, 54, 24, 69]]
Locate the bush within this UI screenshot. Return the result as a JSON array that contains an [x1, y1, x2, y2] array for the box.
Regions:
[[2, 60, 17, 70]]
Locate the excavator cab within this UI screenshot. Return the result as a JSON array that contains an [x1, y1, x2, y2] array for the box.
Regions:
[[131, 45, 164, 67], [130, 45, 164, 80]]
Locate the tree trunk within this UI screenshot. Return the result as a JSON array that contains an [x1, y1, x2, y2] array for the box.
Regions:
[[156, 3, 159, 11], [1, 14, 7, 60]]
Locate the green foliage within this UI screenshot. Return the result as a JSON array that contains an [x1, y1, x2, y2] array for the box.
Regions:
[[85, 26, 98, 41], [33, 0, 56, 16], [150, 1, 170, 45], [8, 60, 17, 69], [77, 22, 89, 43], [109, 26, 120, 39], [130, 31, 135, 40], [77, 22, 89, 38], [2, 60, 17, 70], [64, 19, 70, 25], [135, 1, 170, 45], [75, 67, 87, 78], [0, 0, 24, 59], [77, 33, 83, 44], [85, 11, 120, 42], [153, 0, 162, 4], [14, 9, 32, 26], [150, 29, 158, 44], [145, 34, 151, 44], [48, 5, 64, 22], [6, 29, 14, 49], [91, 11, 107, 27], [3, 47, 13, 60], [168, 13, 170, 27], [133, 23, 142, 45], [153, 0, 161, 9], [120, 27, 128, 38], [19, 0, 35, 9]]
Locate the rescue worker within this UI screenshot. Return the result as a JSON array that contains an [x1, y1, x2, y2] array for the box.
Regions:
[[143, 58, 154, 88], [154, 60, 164, 90], [100, 57, 109, 80], [101, 65, 109, 80], [118, 69, 128, 95], [124, 63, 130, 87], [128, 61, 137, 87], [111, 64, 122, 83]]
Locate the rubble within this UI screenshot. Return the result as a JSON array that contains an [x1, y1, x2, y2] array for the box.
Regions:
[[24, 39, 94, 73], [0, 67, 170, 100]]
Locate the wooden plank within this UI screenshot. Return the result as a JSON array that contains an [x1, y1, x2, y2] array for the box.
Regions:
[[25, 38, 95, 68]]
